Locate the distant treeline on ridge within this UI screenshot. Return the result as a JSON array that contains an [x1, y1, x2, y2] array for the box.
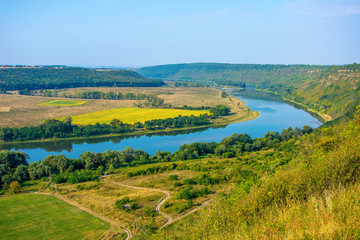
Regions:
[[0, 66, 164, 92]]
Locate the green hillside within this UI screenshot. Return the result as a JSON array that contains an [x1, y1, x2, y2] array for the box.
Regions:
[[153, 107, 360, 239], [0, 66, 164, 92], [137, 63, 329, 86], [276, 63, 360, 119]]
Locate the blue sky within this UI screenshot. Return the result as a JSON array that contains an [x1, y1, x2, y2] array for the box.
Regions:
[[0, 0, 359, 67]]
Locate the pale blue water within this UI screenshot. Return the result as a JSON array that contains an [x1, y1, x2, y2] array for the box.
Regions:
[[2, 89, 322, 162]]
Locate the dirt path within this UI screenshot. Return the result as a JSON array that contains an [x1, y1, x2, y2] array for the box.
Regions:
[[35, 181, 212, 239], [107, 180, 212, 229], [109, 182, 173, 227], [34, 192, 132, 240]]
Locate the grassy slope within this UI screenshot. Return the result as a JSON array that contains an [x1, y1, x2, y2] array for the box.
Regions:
[[152, 109, 360, 239], [0, 194, 110, 240]]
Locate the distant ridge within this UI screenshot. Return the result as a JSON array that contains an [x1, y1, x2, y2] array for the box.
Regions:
[[0, 66, 164, 92]]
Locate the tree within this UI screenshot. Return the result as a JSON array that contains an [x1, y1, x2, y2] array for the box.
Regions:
[[210, 105, 231, 116], [55, 154, 69, 173], [120, 147, 135, 164], [110, 119, 122, 127], [12, 164, 29, 182]]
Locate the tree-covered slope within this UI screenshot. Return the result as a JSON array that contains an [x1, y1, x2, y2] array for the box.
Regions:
[[137, 63, 329, 86], [0, 66, 164, 92], [269, 63, 360, 119]]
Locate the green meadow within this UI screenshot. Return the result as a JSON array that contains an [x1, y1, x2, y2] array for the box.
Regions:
[[38, 100, 88, 106], [0, 194, 110, 240]]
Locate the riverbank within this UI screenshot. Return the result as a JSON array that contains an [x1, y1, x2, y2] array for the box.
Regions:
[[254, 88, 332, 123]]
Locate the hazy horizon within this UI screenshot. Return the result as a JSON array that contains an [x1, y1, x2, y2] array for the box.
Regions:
[[1, 0, 359, 66]]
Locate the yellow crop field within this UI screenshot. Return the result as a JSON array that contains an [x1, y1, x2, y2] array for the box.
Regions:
[[70, 108, 210, 125], [38, 100, 88, 106]]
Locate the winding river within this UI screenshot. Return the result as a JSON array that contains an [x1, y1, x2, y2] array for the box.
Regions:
[[2, 89, 322, 162]]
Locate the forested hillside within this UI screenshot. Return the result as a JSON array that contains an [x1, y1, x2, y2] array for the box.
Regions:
[[0, 66, 164, 92], [137, 63, 329, 86], [272, 63, 360, 119], [137, 63, 360, 120]]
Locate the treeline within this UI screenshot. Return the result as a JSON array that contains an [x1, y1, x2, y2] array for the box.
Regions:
[[21, 90, 165, 107], [174, 82, 203, 87], [0, 66, 164, 92], [174, 105, 211, 111], [0, 125, 313, 189], [0, 113, 213, 142], [21, 89, 160, 101]]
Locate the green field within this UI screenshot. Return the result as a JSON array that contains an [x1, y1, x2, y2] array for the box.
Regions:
[[38, 100, 88, 106], [70, 107, 210, 125], [0, 194, 110, 240]]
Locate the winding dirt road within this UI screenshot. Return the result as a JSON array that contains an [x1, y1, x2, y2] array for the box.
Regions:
[[110, 182, 173, 227], [108, 181, 212, 229]]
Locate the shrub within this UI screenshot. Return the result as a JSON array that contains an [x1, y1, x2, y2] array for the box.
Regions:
[[183, 178, 197, 185], [174, 182, 183, 187], [8, 181, 21, 194], [163, 202, 173, 209], [115, 196, 130, 210], [143, 206, 155, 217], [169, 174, 179, 181], [223, 152, 235, 158], [173, 200, 194, 214], [130, 202, 139, 211]]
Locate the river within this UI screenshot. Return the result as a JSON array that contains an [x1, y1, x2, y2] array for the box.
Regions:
[[2, 89, 322, 162]]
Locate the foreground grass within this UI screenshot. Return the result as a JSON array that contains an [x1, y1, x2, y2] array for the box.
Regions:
[[38, 100, 88, 106], [0, 194, 110, 240], [70, 107, 210, 125]]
